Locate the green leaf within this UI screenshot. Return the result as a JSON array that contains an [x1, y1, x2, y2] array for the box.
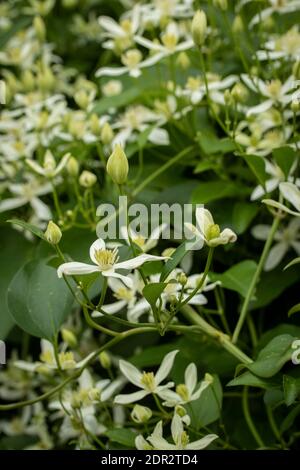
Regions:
[[0, 228, 33, 340], [196, 131, 236, 154], [7, 258, 73, 341], [7, 219, 46, 241], [248, 335, 297, 378], [160, 241, 189, 282], [106, 429, 136, 448], [186, 375, 222, 430], [92, 88, 140, 114], [242, 154, 268, 187], [288, 303, 300, 317], [283, 375, 300, 406], [273, 146, 296, 179], [209, 260, 257, 298], [192, 181, 248, 204], [227, 371, 280, 389], [142, 282, 167, 311], [252, 266, 299, 309], [232, 202, 259, 234]]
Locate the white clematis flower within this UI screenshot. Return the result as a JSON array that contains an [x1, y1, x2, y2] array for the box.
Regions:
[[242, 75, 296, 116], [252, 219, 300, 270], [185, 208, 237, 249], [263, 182, 300, 216], [114, 350, 178, 404], [26, 150, 70, 178], [0, 175, 52, 220], [248, 1, 300, 28], [57, 238, 167, 288], [159, 363, 212, 407], [136, 413, 218, 450]]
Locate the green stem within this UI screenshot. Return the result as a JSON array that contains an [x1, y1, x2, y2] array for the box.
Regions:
[[178, 247, 214, 308], [181, 305, 253, 365], [232, 214, 281, 343], [82, 304, 117, 337], [242, 386, 265, 448]]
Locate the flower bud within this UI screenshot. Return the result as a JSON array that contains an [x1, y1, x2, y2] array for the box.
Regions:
[[176, 51, 190, 70], [291, 99, 300, 113], [204, 372, 214, 384], [106, 144, 129, 185], [177, 272, 187, 286], [74, 90, 89, 110], [79, 170, 97, 188], [131, 404, 152, 423], [67, 156, 79, 177], [191, 10, 207, 47], [231, 83, 249, 103], [61, 328, 77, 348], [162, 247, 176, 258], [232, 15, 244, 34], [89, 113, 101, 135], [99, 351, 111, 369], [44, 221, 62, 244], [34, 16, 46, 41], [101, 122, 114, 145], [21, 70, 35, 92]]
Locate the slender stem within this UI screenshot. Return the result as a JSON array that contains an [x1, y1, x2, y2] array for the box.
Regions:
[[232, 214, 281, 343], [97, 276, 107, 309], [51, 181, 63, 220], [82, 304, 118, 337], [242, 386, 265, 448], [132, 146, 195, 197], [178, 247, 214, 308], [181, 305, 253, 365]]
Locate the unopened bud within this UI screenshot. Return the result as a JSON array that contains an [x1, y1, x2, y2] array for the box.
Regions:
[[191, 10, 207, 47], [61, 328, 77, 348], [34, 16, 46, 41], [204, 372, 214, 384], [101, 122, 114, 145], [79, 170, 97, 188], [177, 273, 187, 286], [74, 90, 89, 110], [44, 221, 62, 244], [67, 156, 79, 177], [99, 351, 111, 369], [21, 70, 35, 92], [232, 15, 244, 34], [176, 51, 190, 70], [231, 83, 248, 103], [131, 404, 152, 423], [291, 99, 300, 113], [89, 114, 101, 135], [106, 144, 129, 185]]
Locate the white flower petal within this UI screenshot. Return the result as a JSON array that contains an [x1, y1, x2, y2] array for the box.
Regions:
[[155, 350, 178, 385], [114, 253, 167, 270], [57, 262, 100, 278], [185, 363, 197, 393], [280, 182, 300, 212], [114, 389, 149, 404], [186, 434, 218, 450], [119, 359, 142, 387], [265, 242, 288, 271], [89, 239, 106, 264]]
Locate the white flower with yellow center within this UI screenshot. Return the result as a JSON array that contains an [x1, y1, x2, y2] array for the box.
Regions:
[[114, 350, 178, 404], [57, 238, 167, 288], [185, 208, 237, 249], [95, 48, 161, 78], [159, 363, 213, 406], [263, 182, 300, 217], [136, 413, 218, 450], [257, 27, 300, 61], [242, 75, 296, 116], [0, 175, 52, 220], [245, 0, 300, 28], [26, 150, 70, 179], [14, 340, 94, 373], [133, 22, 193, 67], [98, 5, 141, 52]]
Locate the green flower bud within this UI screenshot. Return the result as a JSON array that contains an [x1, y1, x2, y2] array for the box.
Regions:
[[232, 15, 244, 34], [89, 113, 101, 135], [74, 90, 89, 110], [231, 83, 249, 103], [79, 170, 97, 188], [34, 16, 46, 41], [44, 221, 62, 244], [67, 156, 79, 177], [291, 99, 300, 113], [100, 122, 114, 145], [61, 328, 77, 348], [177, 272, 187, 286], [176, 52, 190, 70], [131, 404, 152, 423], [99, 351, 111, 369], [191, 10, 207, 47], [21, 70, 35, 92], [106, 144, 129, 185], [213, 0, 228, 10]]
